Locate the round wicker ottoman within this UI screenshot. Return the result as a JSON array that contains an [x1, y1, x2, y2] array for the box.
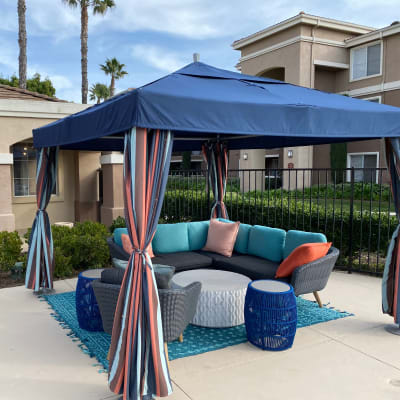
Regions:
[[172, 269, 251, 328], [244, 280, 297, 351]]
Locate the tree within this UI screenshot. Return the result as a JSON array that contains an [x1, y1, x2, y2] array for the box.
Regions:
[[100, 57, 128, 97], [17, 0, 27, 89], [181, 152, 192, 170], [0, 73, 56, 97], [89, 83, 110, 103], [62, 0, 115, 104]]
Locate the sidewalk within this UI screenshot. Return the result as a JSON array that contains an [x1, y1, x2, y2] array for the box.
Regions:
[[1, 272, 399, 399]]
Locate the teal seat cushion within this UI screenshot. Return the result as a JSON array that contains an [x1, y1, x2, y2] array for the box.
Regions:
[[248, 225, 286, 262], [283, 230, 327, 259], [234, 223, 252, 254], [152, 223, 190, 254], [217, 218, 251, 254], [113, 228, 128, 248], [188, 221, 210, 251]]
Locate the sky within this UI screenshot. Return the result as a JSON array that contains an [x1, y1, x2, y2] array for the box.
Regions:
[[0, 0, 399, 103]]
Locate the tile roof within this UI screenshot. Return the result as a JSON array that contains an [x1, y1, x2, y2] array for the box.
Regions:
[[0, 84, 67, 102]]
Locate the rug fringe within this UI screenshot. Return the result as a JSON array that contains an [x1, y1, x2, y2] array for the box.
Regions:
[[39, 294, 108, 374]]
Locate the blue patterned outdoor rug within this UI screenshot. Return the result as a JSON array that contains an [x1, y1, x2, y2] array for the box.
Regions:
[[42, 291, 352, 373]]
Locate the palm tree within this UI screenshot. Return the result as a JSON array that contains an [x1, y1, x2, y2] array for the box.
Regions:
[[100, 57, 128, 97], [62, 0, 115, 104], [89, 83, 110, 103], [17, 0, 27, 89]]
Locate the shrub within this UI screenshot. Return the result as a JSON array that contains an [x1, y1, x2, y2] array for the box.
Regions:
[[109, 216, 126, 233], [53, 247, 73, 278], [62, 222, 110, 270], [25, 221, 111, 274], [0, 231, 23, 272]]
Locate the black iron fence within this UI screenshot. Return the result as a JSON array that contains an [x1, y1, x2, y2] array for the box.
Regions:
[[160, 168, 397, 276]]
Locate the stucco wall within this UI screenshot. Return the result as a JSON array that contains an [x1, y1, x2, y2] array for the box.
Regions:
[[0, 116, 55, 152], [12, 150, 76, 231]]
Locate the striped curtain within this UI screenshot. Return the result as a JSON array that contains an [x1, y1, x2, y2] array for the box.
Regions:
[[25, 146, 59, 291], [108, 127, 173, 399], [382, 138, 400, 324], [202, 141, 229, 219]]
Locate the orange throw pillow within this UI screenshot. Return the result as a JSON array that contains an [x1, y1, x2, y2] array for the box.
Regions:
[[202, 218, 240, 257], [121, 233, 154, 258], [275, 242, 332, 278]]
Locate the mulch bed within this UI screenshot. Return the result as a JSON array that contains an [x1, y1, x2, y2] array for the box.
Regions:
[[0, 270, 84, 289], [0, 271, 24, 289]]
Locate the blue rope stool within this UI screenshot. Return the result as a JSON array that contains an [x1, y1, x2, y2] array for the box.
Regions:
[[76, 269, 104, 332], [244, 280, 297, 351]]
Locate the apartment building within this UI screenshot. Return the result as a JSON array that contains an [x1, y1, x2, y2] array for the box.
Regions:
[[0, 85, 102, 231], [232, 12, 400, 188]]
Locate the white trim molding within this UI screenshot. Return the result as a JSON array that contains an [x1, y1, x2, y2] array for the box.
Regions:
[[238, 35, 345, 63], [0, 99, 90, 119], [346, 23, 400, 47], [314, 59, 349, 69], [346, 151, 379, 183], [338, 80, 400, 97], [100, 153, 123, 165], [0, 153, 13, 164], [232, 13, 373, 50]]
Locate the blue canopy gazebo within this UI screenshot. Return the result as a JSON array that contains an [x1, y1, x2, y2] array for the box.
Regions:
[[28, 62, 400, 399]]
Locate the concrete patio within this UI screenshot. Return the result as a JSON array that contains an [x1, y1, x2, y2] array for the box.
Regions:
[[1, 271, 400, 400]]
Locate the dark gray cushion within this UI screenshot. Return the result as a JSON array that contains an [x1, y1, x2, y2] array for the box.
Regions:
[[101, 265, 175, 289], [101, 267, 125, 285], [152, 251, 213, 272], [107, 237, 130, 261], [214, 255, 280, 280], [153, 264, 175, 289], [196, 250, 241, 263], [112, 258, 128, 269]]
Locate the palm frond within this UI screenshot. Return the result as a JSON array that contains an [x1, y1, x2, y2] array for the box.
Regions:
[[62, 0, 79, 8], [92, 0, 115, 15]]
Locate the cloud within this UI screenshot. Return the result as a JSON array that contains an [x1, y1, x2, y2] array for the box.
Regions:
[[0, 38, 18, 72], [2, 0, 398, 46], [131, 44, 188, 72]]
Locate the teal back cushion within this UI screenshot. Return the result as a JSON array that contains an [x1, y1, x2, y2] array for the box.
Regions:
[[283, 230, 327, 259], [217, 218, 250, 254], [248, 225, 286, 262], [234, 223, 252, 254], [113, 228, 128, 248], [152, 223, 190, 254], [188, 221, 210, 251]]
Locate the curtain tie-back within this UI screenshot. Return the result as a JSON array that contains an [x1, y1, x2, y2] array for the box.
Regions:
[[132, 247, 153, 267]]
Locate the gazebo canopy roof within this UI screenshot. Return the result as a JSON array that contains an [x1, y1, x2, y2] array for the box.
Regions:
[[33, 62, 400, 151]]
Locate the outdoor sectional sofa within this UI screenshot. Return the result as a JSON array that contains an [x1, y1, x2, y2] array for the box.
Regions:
[[107, 220, 339, 306]]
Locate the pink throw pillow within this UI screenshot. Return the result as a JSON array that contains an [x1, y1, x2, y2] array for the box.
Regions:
[[202, 218, 240, 257], [121, 234, 154, 258]]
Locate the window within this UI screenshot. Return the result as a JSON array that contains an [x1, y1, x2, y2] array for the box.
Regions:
[[363, 96, 381, 103], [350, 42, 382, 81], [347, 152, 379, 183], [12, 143, 57, 197], [265, 155, 280, 178]]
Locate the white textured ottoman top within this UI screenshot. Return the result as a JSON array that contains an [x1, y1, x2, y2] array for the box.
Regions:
[[172, 269, 251, 328], [172, 269, 250, 291]]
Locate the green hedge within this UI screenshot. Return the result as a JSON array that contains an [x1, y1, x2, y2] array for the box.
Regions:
[[25, 221, 111, 278], [246, 182, 392, 203], [0, 231, 23, 272]]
